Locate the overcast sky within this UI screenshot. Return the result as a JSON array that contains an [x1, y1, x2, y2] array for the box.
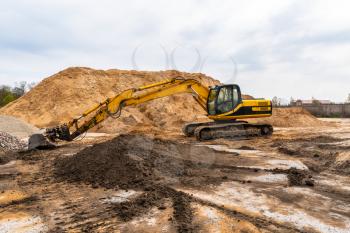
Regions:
[[1, 0, 350, 102]]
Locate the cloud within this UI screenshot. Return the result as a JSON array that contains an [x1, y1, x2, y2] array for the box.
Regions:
[[0, 0, 349, 101]]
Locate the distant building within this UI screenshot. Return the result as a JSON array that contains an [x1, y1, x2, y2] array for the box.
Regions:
[[292, 99, 332, 106], [317, 100, 332, 104]]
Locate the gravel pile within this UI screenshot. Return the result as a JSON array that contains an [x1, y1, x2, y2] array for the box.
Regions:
[[0, 131, 26, 152], [0, 115, 39, 139]]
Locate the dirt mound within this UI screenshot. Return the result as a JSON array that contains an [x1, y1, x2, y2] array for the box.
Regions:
[[0, 67, 219, 133], [54, 134, 221, 189], [286, 168, 314, 186], [251, 107, 325, 127], [54, 134, 219, 231], [55, 134, 155, 189]]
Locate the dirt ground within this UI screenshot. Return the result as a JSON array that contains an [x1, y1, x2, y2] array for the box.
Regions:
[[0, 118, 349, 233]]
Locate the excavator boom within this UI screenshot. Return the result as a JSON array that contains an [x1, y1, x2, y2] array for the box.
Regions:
[[28, 77, 273, 150], [29, 78, 209, 149]]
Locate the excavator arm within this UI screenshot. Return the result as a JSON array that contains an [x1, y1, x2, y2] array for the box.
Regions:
[[42, 77, 209, 144]]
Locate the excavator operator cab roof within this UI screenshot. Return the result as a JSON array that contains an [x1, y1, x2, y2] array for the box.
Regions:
[[207, 85, 242, 116]]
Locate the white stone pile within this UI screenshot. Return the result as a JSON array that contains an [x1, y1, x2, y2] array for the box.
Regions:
[[0, 131, 26, 152]]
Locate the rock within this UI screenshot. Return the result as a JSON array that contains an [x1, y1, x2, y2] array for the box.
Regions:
[[0, 131, 26, 152]]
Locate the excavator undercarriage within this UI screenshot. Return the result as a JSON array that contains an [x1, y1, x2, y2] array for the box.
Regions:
[[183, 121, 273, 141]]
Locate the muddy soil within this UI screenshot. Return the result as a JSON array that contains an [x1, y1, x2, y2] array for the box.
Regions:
[[0, 119, 350, 233], [54, 135, 211, 232], [285, 167, 314, 186], [54, 134, 264, 232], [273, 135, 350, 174], [54, 134, 236, 189]]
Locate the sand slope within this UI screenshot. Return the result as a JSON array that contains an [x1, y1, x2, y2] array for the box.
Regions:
[[0, 67, 219, 132], [251, 107, 325, 127]]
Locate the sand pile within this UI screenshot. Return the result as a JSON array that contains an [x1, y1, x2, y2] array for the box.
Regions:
[[0, 67, 324, 133], [251, 107, 324, 127], [0, 67, 219, 133]]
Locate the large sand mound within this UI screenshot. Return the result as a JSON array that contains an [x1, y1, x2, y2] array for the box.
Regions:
[[251, 107, 325, 127], [0, 67, 219, 133], [0, 67, 324, 133]]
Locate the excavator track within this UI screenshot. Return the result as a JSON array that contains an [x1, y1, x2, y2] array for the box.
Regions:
[[183, 121, 273, 141]]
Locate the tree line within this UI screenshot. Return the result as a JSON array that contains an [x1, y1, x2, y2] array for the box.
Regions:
[[0, 82, 36, 107]]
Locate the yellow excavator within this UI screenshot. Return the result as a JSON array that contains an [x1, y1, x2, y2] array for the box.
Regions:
[[28, 77, 273, 149]]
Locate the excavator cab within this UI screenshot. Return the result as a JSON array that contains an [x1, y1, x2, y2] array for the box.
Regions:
[[186, 83, 273, 140], [207, 85, 242, 115]]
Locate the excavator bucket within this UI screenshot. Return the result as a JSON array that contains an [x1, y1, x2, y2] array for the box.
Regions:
[[28, 134, 56, 150]]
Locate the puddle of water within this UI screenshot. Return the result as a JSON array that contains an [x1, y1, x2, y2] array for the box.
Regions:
[[101, 190, 141, 204], [199, 144, 308, 170], [62, 153, 76, 157], [234, 159, 308, 171], [180, 182, 350, 233], [0, 212, 47, 233], [266, 159, 308, 170], [200, 145, 251, 154], [248, 173, 288, 183]]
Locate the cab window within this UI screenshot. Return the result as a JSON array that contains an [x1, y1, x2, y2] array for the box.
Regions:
[[207, 89, 217, 115], [233, 87, 239, 107], [207, 85, 242, 115], [216, 86, 233, 114]]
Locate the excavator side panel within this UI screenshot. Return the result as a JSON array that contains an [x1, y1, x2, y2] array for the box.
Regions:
[[208, 99, 272, 121]]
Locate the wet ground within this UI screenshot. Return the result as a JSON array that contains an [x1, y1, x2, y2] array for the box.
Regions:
[[0, 119, 349, 233]]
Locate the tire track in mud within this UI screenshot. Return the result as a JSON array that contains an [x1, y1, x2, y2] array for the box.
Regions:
[[24, 172, 122, 232], [269, 134, 350, 203], [193, 198, 304, 233], [272, 135, 350, 174], [4, 144, 123, 232], [1, 138, 198, 232]]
